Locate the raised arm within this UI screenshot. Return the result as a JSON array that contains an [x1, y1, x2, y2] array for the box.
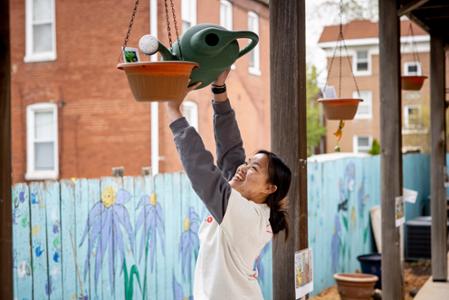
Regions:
[[167, 95, 231, 224], [211, 69, 245, 180]]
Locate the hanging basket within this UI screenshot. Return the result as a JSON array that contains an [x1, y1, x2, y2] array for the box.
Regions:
[[401, 75, 428, 91], [117, 61, 198, 102], [318, 98, 363, 120]]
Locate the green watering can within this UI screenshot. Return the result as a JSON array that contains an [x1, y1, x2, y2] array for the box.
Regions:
[[139, 23, 259, 89]]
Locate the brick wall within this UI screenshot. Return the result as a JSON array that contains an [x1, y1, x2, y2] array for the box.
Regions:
[[10, 0, 270, 182]]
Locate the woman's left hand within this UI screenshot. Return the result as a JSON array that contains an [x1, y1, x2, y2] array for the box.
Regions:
[[165, 81, 202, 122]]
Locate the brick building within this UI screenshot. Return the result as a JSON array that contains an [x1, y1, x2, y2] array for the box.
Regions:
[[10, 0, 270, 183], [318, 19, 448, 153]]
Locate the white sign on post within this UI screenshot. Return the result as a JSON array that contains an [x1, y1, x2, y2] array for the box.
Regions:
[[295, 248, 313, 299], [403, 188, 418, 203], [395, 196, 405, 227]]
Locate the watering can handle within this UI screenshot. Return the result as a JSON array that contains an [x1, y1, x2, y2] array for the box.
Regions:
[[235, 31, 259, 58]]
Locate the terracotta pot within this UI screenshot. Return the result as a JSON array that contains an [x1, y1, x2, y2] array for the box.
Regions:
[[401, 75, 428, 91], [334, 273, 378, 300], [117, 61, 198, 102], [318, 98, 363, 120]]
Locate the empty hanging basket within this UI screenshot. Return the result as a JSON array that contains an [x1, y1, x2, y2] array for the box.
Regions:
[[401, 75, 427, 91], [318, 98, 363, 120], [117, 61, 198, 102]]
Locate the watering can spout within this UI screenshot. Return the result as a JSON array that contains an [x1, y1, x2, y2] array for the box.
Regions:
[[139, 35, 177, 61]]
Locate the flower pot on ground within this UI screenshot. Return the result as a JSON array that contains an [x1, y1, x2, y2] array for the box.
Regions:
[[401, 75, 428, 91], [318, 98, 363, 120], [334, 273, 378, 300], [357, 253, 382, 289], [117, 61, 198, 102]]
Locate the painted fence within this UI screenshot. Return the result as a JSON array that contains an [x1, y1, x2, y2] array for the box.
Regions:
[[12, 154, 432, 299], [12, 174, 273, 300]]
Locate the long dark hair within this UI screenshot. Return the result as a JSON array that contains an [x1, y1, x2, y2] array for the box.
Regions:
[[257, 150, 291, 240]]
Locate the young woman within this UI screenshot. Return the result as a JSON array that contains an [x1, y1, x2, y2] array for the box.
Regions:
[[166, 69, 292, 300]]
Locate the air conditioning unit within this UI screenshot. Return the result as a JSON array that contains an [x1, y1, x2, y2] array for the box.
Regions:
[[405, 216, 449, 260]]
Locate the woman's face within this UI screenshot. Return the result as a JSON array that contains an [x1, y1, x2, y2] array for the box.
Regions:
[[229, 153, 277, 203]]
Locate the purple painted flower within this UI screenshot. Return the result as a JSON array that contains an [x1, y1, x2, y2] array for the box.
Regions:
[[79, 187, 134, 290], [19, 191, 25, 203], [331, 215, 341, 273], [135, 193, 165, 271], [173, 275, 193, 300], [358, 176, 369, 218], [180, 207, 200, 280]]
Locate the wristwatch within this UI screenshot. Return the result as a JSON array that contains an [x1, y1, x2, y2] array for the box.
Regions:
[[211, 83, 226, 94]]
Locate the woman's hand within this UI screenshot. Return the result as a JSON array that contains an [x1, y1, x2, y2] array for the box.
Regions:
[[165, 82, 202, 123], [213, 68, 231, 86]]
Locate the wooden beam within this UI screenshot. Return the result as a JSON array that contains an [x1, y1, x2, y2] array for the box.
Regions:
[[379, 0, 404, 299], [430, 33, 448, 282], [270, 0, 307, 299], [0, 0, 12, 297], [398, 0, 430, 16]]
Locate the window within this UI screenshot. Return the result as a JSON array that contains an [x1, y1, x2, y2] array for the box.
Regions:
[[25, 0, 56, 62], [353, 90, 372, 119], [182, 101, 198, 131], [404, 62, 422, 76], [26, 103, 59, 180], [220, 0, 233, 30], [181, 0, 197, 33], [248, 11, 260, 75], [353, 136, 372, 153], [353, 49, 370, 75], [403, 105, 422, 129]]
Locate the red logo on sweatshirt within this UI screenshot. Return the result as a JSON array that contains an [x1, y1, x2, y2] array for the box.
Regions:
[[206, 216, 213, 223]]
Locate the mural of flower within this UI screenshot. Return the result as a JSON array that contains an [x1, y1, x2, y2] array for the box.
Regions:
[[135, 192, 165, 271], [179, 207, 200, 280], [173, 275, 193, 300], [79, 187, 134, 290], [331, 215, 341, 273]]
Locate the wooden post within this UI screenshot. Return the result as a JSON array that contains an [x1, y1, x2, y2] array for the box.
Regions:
[[270, 0, 307, 299], [0, 0, 12, 298], [379, 0, 403, 299], [430, 33, 447, 282]]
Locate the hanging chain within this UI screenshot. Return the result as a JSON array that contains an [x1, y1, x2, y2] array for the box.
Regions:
[[164, 0, 174, 49], [169, 0, 183, 59], [120, 0, 140, 60]]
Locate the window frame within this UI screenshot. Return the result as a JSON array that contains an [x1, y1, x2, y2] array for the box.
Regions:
[[403, 61, 422, 76], [26, 102, 59, 180], [403, 104, 422, 129], [353, 90, 373, 120], [353, 135, 373, 154], [353, 49, 371, 76], [220, 0, 233, 30], [247, 11, 261, 76], [181, 0, 197, 33], [25, 0, 57, 63], [182, 100, 199, 131]]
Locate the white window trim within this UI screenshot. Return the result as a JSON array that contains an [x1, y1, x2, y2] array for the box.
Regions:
[[403, 61, 422, 76], [352, 49, 371, 76], [353, 136, 373, 154], [24, 0, 57, 63], [403, 104, 421, 129], [182, 100, 199, 131], [248, 11, 261, 76], [220, 0, 233, 30], [181, 0, 197, 32], [353, 90, 372, 120], [26, 103, 59, 180]]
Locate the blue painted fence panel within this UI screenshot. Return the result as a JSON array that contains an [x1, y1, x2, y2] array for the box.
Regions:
[[12, 154, 432, 299]]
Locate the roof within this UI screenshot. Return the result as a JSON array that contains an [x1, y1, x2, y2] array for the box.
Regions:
[[318, 19, 427, 43]]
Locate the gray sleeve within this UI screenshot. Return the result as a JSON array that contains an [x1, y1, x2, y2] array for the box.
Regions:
[[212, 99, 246, 180], [170, 117, 230, 224]]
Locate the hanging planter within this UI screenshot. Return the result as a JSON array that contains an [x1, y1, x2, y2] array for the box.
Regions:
[[401, 23, 427, 91], [334, 273, 378, 300], [401, 75, 428, 91], [318, 98, 363, 120], [117, 0, 197, 102], [117, 61, 198, 102]]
